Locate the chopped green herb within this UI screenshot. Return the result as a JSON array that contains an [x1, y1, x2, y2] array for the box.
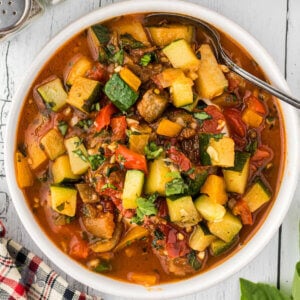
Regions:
[[65, 216, 75, 224], [152, 228, 164, 250], [91, 102, 100, 112], [131, 193, 158, 224], [144, 142, 163, 159], [76, 119, 93, 130], [88, 153, 105, 170], [120, 33, 144, 49], [245, 139, 258, 155], [58, 121, 68, 136], [101, 183, 117, 190], [74, 138, 84, 147], [94, 261, 112, 273], [193, 111, 212, 121], [91, 24, 110, 44], [106, 44, 115, 54], [140, 53, 152, 66], [111, 49, 124, 65], [187, 250, 202, 271]]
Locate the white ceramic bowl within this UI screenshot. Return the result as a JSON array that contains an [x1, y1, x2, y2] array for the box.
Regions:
[[5, 0, 300, 298]]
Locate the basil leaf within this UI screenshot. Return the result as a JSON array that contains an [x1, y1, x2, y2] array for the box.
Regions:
[[92, 24, 110, 44], [187, 250, 202, 271], [240, 278, 290, 300], [88, 153, 105, 171], [145, 142, 163, 159], [194, 111, 212, 121], [131, 193, 158, 224], [292, 261, 300, 300], [165, 178, 188, 197], [120, 34, 144, 49], [58, 121, 68, 136]]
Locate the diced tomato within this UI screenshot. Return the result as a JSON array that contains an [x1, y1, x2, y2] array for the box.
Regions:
[[157, 198, 168, 218], [69, 235, 89, 259], [86, 62, 108, 83], [223, 108, 246, 137], [94, 102, 118, 131], [233, 199, 253, 225], [115, 144, 148, 174], [167, 146, 192, 172], [201, 105, 226, 134], [165, 227, 190, 259], [245, 95, 266, 115], [251, 145, 274, 168], [111, 116, 127, 142]]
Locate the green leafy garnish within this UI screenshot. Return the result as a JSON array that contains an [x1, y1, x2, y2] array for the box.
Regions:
[[106, 165, 119, 177], [131, 193, 158, 224], [152, 228, 164, 250], [76, 119, 93, 130], [240, 278, 290, 300], [111, 49, 124, 65], [165, 178, 187, 197], [88, 153, 105, 171], [56, 202, 65, 212], [187, 250, 202, 271], [58, 121, 68, 136], [145, 142, 163, 159], [140, 53, 152, 66], [101, 183, 117, 191], [94, 261, 112, 273], [120, 33, 144, 49], [245, 139, 258, 155], [92, 24, 110, 44], [193, 111, 212, 121], [91, 102, 100, 112]]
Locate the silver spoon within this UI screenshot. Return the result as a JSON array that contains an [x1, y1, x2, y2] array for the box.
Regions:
[[145, 13, 300, 109]]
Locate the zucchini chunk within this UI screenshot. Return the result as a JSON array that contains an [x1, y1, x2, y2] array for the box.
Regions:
[[210, 236, 238, 256], [104, 74, 139, 111], [64, 136, 90, 175], [166, 196, 201, 227], [170, 75, 194, 107], [243, 179, 271, 212], [64, 54, 93, 86], [52, 155, 80, 183], [40, 128, 66, 161], [15, 151, 34, 188], [207, 211, 242, 243], [200, 133, 235, 167], [50, 185, 77, 217], [37, 77, 67, 112], [196, 44, 228, 99], [200, 175, 228, 205], [67, 77, 101, 113], [144, 158, 172, 195], [223, 152, 250, 194], [189, 225, 216, 252], [194, 194, 226, 221], [162, 39, 200, 71], [122, 170, 145, 209], [148, 25, 194, 46]]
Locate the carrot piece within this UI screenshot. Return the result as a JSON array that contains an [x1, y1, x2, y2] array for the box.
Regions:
[[156, 119, 183, 137]]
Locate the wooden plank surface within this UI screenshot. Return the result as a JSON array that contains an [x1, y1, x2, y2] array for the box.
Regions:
[[0, 0, 298, 299]]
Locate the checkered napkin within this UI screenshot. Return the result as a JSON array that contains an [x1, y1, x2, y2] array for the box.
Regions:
[[0, 221, 101, 300]]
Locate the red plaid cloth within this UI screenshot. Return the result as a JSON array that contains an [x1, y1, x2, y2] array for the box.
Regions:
[[0, 221, 101, 300]]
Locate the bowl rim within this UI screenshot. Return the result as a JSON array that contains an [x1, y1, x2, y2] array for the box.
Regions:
[[4, 0, 300, 298]]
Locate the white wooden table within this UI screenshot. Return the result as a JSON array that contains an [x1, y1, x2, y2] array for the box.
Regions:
[[1, 0, 300, 299]]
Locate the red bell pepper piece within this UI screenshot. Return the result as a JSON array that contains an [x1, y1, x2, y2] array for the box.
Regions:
[[245, 95, 267, 115], [111, 116, 127, 142], [94, 102, 118, 131], [115, 144, 148, 174], [167, 146, 192, 172], [223, 108, 246, 137]]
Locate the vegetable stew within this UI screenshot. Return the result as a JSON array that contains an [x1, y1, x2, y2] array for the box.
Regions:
[[15, 14, 284, 286]]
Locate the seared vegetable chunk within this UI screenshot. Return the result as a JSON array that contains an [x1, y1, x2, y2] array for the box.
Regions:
[[210, 236, 238, 256], [51, 185, 77, 217], [76, 183, 99, 203], [243, 179, 271, 212], [16, 151, 34, 188], [67, 77, 101, 113], [104, 74, 139, 111], [207, 212, 242, 243], [148, 25, 194, 46], [196, 44, 228, 99], [40, 129, 66, 161], [137, 89, 168, 122], [167, 196, 201, 227], [37, 77, 67, 112]]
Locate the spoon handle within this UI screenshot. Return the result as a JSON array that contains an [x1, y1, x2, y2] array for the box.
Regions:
[[221, 53, 300, 109]]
